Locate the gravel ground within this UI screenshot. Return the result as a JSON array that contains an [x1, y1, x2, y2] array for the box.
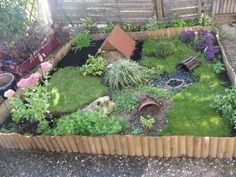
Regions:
[[0, 149, 236, 177]]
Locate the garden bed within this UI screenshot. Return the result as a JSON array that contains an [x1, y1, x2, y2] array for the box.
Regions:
[[0, 26, 235, 158]]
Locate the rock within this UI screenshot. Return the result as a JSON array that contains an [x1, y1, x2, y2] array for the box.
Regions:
[[82, 96, 115, 114]]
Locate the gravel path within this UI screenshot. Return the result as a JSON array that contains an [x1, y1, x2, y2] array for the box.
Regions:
[[0, 149, 236, 177]]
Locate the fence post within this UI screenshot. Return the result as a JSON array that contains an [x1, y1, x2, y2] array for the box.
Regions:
[[154, 0, 164, 21], [198, 0, 202, 15]]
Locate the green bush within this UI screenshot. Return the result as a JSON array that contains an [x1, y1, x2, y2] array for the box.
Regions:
[[212, 60, 225, 74], [80, 54, 107, 76], [81, 17, 97, 34], [72, 33, 91, 52], [49, 67, 108, 113], [212, 88, 236, 128], [144, 16, 159, 31], [114, 90, 138, 112], [100, 22, 115, 33], [53, 111, 125, 136], [156, 41, 176, 58], [198, 13, 212, 26], [142, 40, 157, 57], [121, 23, 140, 32], [104, 59, 151, 91], [140, 115, 156, 130]]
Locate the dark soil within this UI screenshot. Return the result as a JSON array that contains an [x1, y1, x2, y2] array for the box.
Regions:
[[131, 41, 143, 61], [57, 40, 104, 68]]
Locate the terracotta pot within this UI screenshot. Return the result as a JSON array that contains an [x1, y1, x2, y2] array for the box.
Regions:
[[20, 39, 60, 74], [0, 73, 16, 97], [138, 99, 160, 115]]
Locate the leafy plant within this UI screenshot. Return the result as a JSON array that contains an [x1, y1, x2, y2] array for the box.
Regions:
[[100, 22, 115, 33], [104, 59, 151, 91], [121, 23, 140, 32], [171, 15, 186, 27], [156, 41, 176, 58], [212, 60, 225, 74], [114, 90, 138, 112], [80, 54, 107, 76], [140, 115, 156, 130], [81, 17, 97, 34], [131, 128, 144, 135], [144, 16, 159, 31], [198, 13, 212, 26], [212, 88, 236, 128], [53, 111, 125, 136], [72, 33, 91, 52], [142, 40, 157, 57]]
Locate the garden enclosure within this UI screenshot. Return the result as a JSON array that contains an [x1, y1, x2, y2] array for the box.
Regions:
[[48, 0, 236, 25]]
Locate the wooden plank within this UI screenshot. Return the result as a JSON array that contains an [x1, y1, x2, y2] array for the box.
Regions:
[[186, 136, 194, 157], [141, 136, 149, 157], [50, 137, 61, 152], [120, 136, 129, 156], [80, 136, 90, 154], [163, 137, 171, 158], [193, 137, 201, 158], [209, 137, 218, 158], [148, 137, 156, 157], [113, 135, 122, 155], [74, 136, 85, 153], [155, 0, 164, 21], [170, 136, 178, 157], [178, 136, 186, 157], [54, 136, 67, 152], [127, 136, 135, 156], [93, 137, 103, 155], [156, 137, 163, 157], [225, 138, 234, 158], [61, 136, 73, 153], [106, 136, 116, 155], [217, 138, 226, 158], [68, 136, 79, 153], [87, 137, 97, 154], [134, 136, 142, 156], [201, 137, 209, 158], [43, 136, 55, 152], [100, 136, 110, 155], [198, 0, 202, 15]]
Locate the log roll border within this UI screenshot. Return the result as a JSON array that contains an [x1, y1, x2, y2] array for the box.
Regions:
[[3, 26, 235, 159], [0, 134, 236, 159]]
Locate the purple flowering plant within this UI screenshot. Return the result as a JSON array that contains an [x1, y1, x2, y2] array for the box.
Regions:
[[180, 30, 195, 43]]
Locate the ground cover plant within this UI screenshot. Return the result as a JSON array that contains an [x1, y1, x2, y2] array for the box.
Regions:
[[49, 67, 108, 114]]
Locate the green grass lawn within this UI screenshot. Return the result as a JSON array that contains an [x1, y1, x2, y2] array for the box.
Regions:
[[49, 67, 108, 114], [140, 38, 231, 137]]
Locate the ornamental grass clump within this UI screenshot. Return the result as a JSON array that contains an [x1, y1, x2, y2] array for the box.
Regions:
[[104, 59, 151, 91], [156, 41, 176, 58]]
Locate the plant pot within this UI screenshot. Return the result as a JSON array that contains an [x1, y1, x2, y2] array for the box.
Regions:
[[138, 99, 160, 115], [20, 39, 60, 74], [0, 73, 16, 98]]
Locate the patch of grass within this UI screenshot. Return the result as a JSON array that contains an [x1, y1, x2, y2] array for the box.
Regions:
[[140, 38, 193, 73], [49, 67, 108, 114], [159, 58, 231, 136]]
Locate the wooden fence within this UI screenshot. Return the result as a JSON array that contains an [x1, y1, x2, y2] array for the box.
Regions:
[[48, 0, 213, 24], [212, 0, 236, 23], [0, 133, 236, 158]]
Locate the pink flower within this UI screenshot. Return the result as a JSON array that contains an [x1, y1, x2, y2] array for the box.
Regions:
[[41, 62, 53, 73], [17, 73, 41, 89], [4, 89, 16, 98]]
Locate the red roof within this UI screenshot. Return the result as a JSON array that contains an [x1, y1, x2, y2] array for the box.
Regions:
[[100, 25, 137, 58]]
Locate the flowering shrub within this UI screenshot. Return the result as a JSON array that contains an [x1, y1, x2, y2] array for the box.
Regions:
[[6, 61, 53, 133], [204, 45, 220, 60], [180, 30, 195, 43]]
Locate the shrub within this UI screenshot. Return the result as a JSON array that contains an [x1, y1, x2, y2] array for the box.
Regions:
[[180, 30, 195, 43], [100, 22, 115, 33], [212, 60, 225, 74], [80, 54, 107, 76], [171, 16, 186, 27], [114, 90, 138, 112], [121, 23, 140, 32], [53, 111, 125, 136], [198, 13, 212, 26], [156, 41, 176, 58], [104, 59, 151, 91], [142, 40, 157, 57], [81, 17, 97, 34], [72, 33, 91, 52], [212, 88, 236, 128], [144, 16, 159, 31], [140, 115, 156, 130], [204, 45, 220, 60]]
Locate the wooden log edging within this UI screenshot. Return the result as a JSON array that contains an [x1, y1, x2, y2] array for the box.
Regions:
[[0, 133, 236, 158]]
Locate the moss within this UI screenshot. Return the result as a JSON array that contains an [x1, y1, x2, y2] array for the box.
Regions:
[[49, 67, 108, 114]]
